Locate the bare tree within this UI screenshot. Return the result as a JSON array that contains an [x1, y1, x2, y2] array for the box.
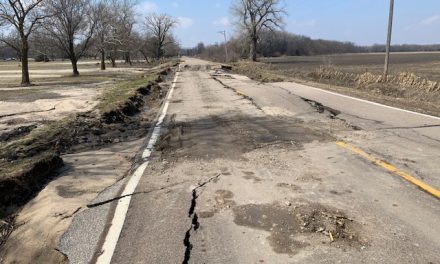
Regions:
[[134, 32, 153, 63], [114, 0, 136, 65], [31, 28, 60, 60], [144, 13, 177, 59], [231, 0, 286, 61], [44, 0, 97, 76], [164, 34, 179, 57], [0, 0, 47, 85], [92, 0, 112, 70], [101, 0, 136, 68], [0, 42, 17, 59]]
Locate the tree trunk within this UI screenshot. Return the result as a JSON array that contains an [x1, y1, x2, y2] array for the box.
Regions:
[[68, 38, 79, 76], [20, 40, 31, 86], [111, 57, 116, 68], [249, 36, 258, 61], [140, 51, 150, 63], [157, 44, 162, 59], [124, 52, 132, 65], [100, 50, 106, 70], [71, 56, 80, 76]]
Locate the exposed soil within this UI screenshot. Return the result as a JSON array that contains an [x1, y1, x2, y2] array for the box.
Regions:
[[0, 70, 173, 245], [0, 83, 102, 137], [0, 125, 37, 142], [0, 139, 146, 264], [233, 201, 363, 255], [0, 154, 64, 215], [101, 83, 159, 124], [0, 217, 14, 249]]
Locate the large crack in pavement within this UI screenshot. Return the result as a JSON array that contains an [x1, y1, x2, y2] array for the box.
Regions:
[[300, 97, 362, 131], [182, 189, 198, 264], [86, 181, 189, 208], [212, 74, 362, 132], [182, 173, 221, 264], [211, 75, 263, 111]]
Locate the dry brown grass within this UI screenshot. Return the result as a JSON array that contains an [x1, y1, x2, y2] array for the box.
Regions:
[[261, 52, 440, 82], [232, 61, 286, 82]]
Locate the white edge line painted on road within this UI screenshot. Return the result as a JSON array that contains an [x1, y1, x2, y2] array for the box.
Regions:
[[96, 67, 180, 264], [279, 83, 440, 121]]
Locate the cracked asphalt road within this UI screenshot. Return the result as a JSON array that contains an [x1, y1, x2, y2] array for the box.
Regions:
[[91, 58, 440, 263]]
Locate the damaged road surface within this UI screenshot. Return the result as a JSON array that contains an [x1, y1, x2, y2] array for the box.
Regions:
[[66, 58, 439, 264]]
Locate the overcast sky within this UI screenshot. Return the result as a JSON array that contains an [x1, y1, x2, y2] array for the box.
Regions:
[[138, 0, 440, 48]]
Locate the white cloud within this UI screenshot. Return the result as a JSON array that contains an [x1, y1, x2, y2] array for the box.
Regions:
[[140, 1, 157, 12], [213, 17, 230, 27], [405, 15, 440, 30], [177, 17, 194, 29], [420, 15, 440, 26]]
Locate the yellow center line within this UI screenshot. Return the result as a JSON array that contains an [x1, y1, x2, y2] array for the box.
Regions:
[[336, 141, 440, 199]]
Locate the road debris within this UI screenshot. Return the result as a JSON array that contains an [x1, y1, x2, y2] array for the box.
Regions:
[[233, 201, 362, 255]]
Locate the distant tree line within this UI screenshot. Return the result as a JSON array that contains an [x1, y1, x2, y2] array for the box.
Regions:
[[182, 30, 440, 62], [0, 0, 180, 85], [366, 44, 440, 53]]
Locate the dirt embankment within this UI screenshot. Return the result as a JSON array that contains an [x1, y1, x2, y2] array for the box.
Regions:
[[232, 61, 440, 117], [0, 66, 174, 234]]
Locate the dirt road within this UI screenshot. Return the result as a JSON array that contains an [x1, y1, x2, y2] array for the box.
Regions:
[[61, 57, 439, 264]]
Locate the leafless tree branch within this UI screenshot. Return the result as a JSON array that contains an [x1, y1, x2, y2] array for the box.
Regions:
[[231, 0, 286, 61]]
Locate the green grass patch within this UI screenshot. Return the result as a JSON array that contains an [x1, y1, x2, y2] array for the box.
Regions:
[[96, 60, 179, 113], [97, 74, 156, 114]]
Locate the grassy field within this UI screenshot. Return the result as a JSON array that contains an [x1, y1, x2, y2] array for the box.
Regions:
[[261, 52, 440, 82]]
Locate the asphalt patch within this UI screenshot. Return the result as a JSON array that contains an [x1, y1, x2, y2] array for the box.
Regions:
[[233, 201, 362, 255], [157, 114, 334, 161], [199, 189, 236, 219]]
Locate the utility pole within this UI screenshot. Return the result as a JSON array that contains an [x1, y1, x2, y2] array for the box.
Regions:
[[383, 0, 394, 81], [218, 30, 229, 62]]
